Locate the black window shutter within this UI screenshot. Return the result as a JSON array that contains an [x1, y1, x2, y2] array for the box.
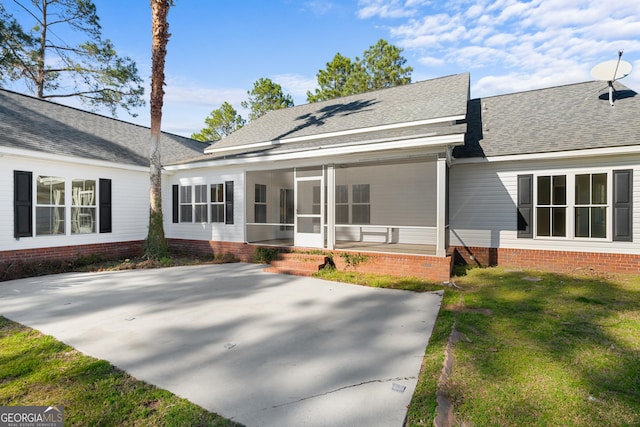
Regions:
[[99, 179, 112, 233], [14, 170, 33, 238], [225, 181, 234, 224], [172, 185, 179, 223], [613, 169, 632, 242], [517, 174, 533, 238]]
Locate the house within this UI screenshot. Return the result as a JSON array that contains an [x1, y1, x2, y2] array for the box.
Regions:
[[0, 88, 204, 273], [2, 73, 639, 281]]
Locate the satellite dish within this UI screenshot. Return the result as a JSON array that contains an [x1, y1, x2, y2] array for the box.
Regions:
[[590, 50, 633, 107], [591, 59, 632, 81]]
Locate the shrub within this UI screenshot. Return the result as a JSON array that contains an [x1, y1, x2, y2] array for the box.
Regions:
[[253, 247, 280, 264]]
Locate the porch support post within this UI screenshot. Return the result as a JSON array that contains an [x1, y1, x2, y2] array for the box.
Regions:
[[326, 164, 336, 250], [435, 154, 447, 257]]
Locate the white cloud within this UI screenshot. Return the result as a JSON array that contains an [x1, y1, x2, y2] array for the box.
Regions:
[[366, 0, 640, 98], [164, 79, 246, 107], [357, 0, 421, 19], [270, 73, 318, 103], [418, 56, 445, 67]]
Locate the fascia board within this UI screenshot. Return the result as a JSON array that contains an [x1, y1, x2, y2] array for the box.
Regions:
[[166, 133, 465, 171], [203, 115, 466, 155], [0, 146, 149, 172], [452, 145, 640, 164]]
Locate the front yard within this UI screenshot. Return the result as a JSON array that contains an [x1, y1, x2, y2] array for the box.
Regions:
[[1, 260, 639, 426]]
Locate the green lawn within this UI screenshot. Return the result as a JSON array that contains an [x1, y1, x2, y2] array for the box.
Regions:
[[0, 317, 241, 426], [2, 261, 639, 426], [316, 266, 640, 427]]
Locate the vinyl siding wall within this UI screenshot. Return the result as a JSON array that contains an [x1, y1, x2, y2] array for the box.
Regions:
[[1, 154, 149, 252], [449, 153, 640, 254], [164, 167, 245, 243]]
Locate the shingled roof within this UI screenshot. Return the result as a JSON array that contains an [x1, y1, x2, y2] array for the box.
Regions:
[[455, 80, 640, 159], [202, 73, 470, 158], [0, 89, 205, 167]]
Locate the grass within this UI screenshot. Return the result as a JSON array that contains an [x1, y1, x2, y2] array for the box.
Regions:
[[2, 258, 639, 426], [315, 266, 640, 426], [0, 317, 241, 426]]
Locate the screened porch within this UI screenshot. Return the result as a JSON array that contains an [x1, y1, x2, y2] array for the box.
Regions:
[[245, 156, 448, 256]]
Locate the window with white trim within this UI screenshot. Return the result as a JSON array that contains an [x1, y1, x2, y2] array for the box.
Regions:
[[255, 184, 267, 223], [211, 183, 224, 223], [194, 184, 208, 222], [518, 169, 631, 241], [336, 185, 349, 224], [71, 179, 96, 234], [179, 185, 192, 223], [352, 184, 370, 224], [536, 175, 566, 237], [36, 176, 65, 235], [575, 173, 607, 238]]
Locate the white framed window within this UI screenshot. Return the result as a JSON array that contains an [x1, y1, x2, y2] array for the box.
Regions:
[[194, 184, 208, 222], [519, 170, 623, 241], [71, 179, 96, 234], [36, 176, 65, 235], [536, 175, 566, 237], [336, 185, 349, 224], [352, 184, 370, 224], [255, 184, 267, 223], [211, 183, 225, 223], [574, 173, 607, 238], [180, 185, 192, 223]]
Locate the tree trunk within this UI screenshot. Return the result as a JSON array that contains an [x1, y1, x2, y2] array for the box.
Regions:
[[36, 0, 47, 98], [144, 0, 171, 259]]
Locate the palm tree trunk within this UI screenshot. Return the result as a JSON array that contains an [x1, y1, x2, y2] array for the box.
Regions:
[[145, 0, 171, 259]]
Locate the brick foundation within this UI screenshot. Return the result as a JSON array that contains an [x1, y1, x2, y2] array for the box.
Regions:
[[168, 239, 453, 282], [167, 239, 256, 263], [450, 245, 640, 275], [0, 241, 144, 265]]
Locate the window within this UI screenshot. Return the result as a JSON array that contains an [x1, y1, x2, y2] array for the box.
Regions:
[[279, 188, 293, 229], [518, 170, 631, 241], [172, 181, 233, 225], [211, 183, 224, 223], [194, 184, 208, 222], [14, 171, 111, 237], [179, 185, 192, 222], [336, 185, 349, 224], [575, 173, 607, 238], [71, 179, 96, 234], [255, 184, 267, 223], [352, 184, 370, 224], [36, 176, 65, 235], [536, 175, 566, 237]]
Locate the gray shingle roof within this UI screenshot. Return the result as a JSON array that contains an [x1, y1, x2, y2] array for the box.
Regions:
[[0, 89, 205, 167], [455, 80, 640, 158], [205, 73, 470, 155]]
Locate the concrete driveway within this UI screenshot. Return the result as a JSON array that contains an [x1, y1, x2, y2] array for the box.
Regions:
[[0, 263, 442, 426]]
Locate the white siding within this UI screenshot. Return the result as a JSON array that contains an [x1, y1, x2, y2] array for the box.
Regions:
[[164, 168, 245, 243], [1, 155, 149, 251], [449, 154, 640, 254]]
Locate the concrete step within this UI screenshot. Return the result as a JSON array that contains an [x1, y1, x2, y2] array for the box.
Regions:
[[263, 253, 329, 277]]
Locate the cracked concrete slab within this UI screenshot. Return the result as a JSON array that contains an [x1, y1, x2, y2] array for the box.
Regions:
[[0, 263, 442, 427]]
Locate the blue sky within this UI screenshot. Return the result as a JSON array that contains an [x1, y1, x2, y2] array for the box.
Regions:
[[4, 1, 640, 136]]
